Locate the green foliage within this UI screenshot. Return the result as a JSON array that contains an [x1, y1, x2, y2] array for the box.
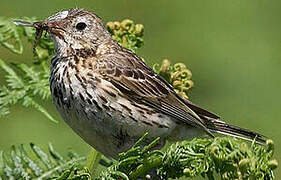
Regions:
[[0, 143, 88, 179], [0, 17, 24, 54], [0, 59, 56, 122], [0, 16, 55, 122], [96, 133, 163, 180], [0, 135, 278, 180], [0, 59, 53, 122], [0, 17, 54, 59], [160, 138, 277, 180], [96, 134, 277, 180]]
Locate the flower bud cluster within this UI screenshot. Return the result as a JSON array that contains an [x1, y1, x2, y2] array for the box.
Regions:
[[106, 19, 144, 52], [153, 59, 194, 99], [159, 137, 278, 179]]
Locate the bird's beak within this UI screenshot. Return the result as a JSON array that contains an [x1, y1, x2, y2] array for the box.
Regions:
[[14, 19, 66, 53], [14, 19, 66, 37], [33, 21, 66, 37]]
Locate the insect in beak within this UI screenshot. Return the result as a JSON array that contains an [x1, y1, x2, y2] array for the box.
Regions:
[[14, 20, 48, 55], [14, 20, 66, 55]]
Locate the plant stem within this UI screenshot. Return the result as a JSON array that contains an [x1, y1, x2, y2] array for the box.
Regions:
[[86, 149, 102, 177]]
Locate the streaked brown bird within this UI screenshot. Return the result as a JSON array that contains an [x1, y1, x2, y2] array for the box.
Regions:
[[15, 9, 266, 159]]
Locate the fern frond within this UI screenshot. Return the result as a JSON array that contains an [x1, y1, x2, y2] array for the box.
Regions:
[[96, 135, 278, 180], [0, 17, 23, 54], [0, 58, 56, 122], [0, 143, 88, 180], [0, 16, 54, 60], [14, 63, 50, 99], [154, 59, 194, 99], [106, 19, 144, 52], [0, 59, 25, 89]]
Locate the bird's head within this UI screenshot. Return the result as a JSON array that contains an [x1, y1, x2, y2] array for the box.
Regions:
[[15, 9, 112, 57]]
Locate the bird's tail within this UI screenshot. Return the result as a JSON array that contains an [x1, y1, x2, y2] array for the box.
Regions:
[[205, 118, 266, 144], [182, 99, 267, 144]]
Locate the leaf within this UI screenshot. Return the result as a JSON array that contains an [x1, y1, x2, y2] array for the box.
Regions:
[[10, 146, 30, 179], [15, 63, 50, 99], [0, 58, 56, 122], [19, 145, 44, 177], [96, 136, 278, 180], [0, 16, 54, 59], [22, 95, 57, 123], [0, 59, 25, 89], [0, 143, 87, 179], [0, 17, 23, 54]]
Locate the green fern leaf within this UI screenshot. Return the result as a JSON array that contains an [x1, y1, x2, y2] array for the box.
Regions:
[[0, 143, 88, 179], [0, 17, 23, 54], [22, 96, 57, 123], [0, 59, 25, 89], [0, 58, 56, 122], [14, 63, 50, 99], [96, 135, 278, 180]]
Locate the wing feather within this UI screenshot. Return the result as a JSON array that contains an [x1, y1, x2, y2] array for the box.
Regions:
[[96, 57, 213, 136], [92, 47, 266, 143]]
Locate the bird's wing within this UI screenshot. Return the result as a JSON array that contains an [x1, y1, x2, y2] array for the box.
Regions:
[[182, 98, 220, 120], [95, 53, 214, 136], [94, 48, 267, 143]]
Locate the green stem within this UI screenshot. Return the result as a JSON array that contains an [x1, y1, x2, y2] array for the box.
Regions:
[[86, 149, 102, 177], [35, 156, 86, 180], [129, 156, 162, 179]]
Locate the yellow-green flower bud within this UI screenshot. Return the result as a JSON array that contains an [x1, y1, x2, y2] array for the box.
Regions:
[[183, 80, 194, 89], [172, 80, 183, 89], [121, 19, 134, 31], [159, 59, 171, 74], [135, 24, 144, 36], [174, 89, 180, 94], [122, 36, 128, 46], [183, 168, 192, 177], [239, 158, 250, 172], [154, 59, 194, 99], [179, 69, 192, 79], [113, 21, 121, 30], [268, 159, 278, 170], [106, 21, 115, 32], [170, 71, 181, 81], [222, 172, 229, 180], [173, 63, 186, 72], [266, 139, 274, 153], [178, 92, 188, 99]]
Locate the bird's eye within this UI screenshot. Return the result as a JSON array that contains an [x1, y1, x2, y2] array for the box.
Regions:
[[76, 22, 87, 31]]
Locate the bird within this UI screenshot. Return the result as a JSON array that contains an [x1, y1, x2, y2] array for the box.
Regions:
[[14, 8, 266, 159]]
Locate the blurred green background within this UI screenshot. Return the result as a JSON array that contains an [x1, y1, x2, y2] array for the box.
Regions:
[[1, 0, 280, 178]]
